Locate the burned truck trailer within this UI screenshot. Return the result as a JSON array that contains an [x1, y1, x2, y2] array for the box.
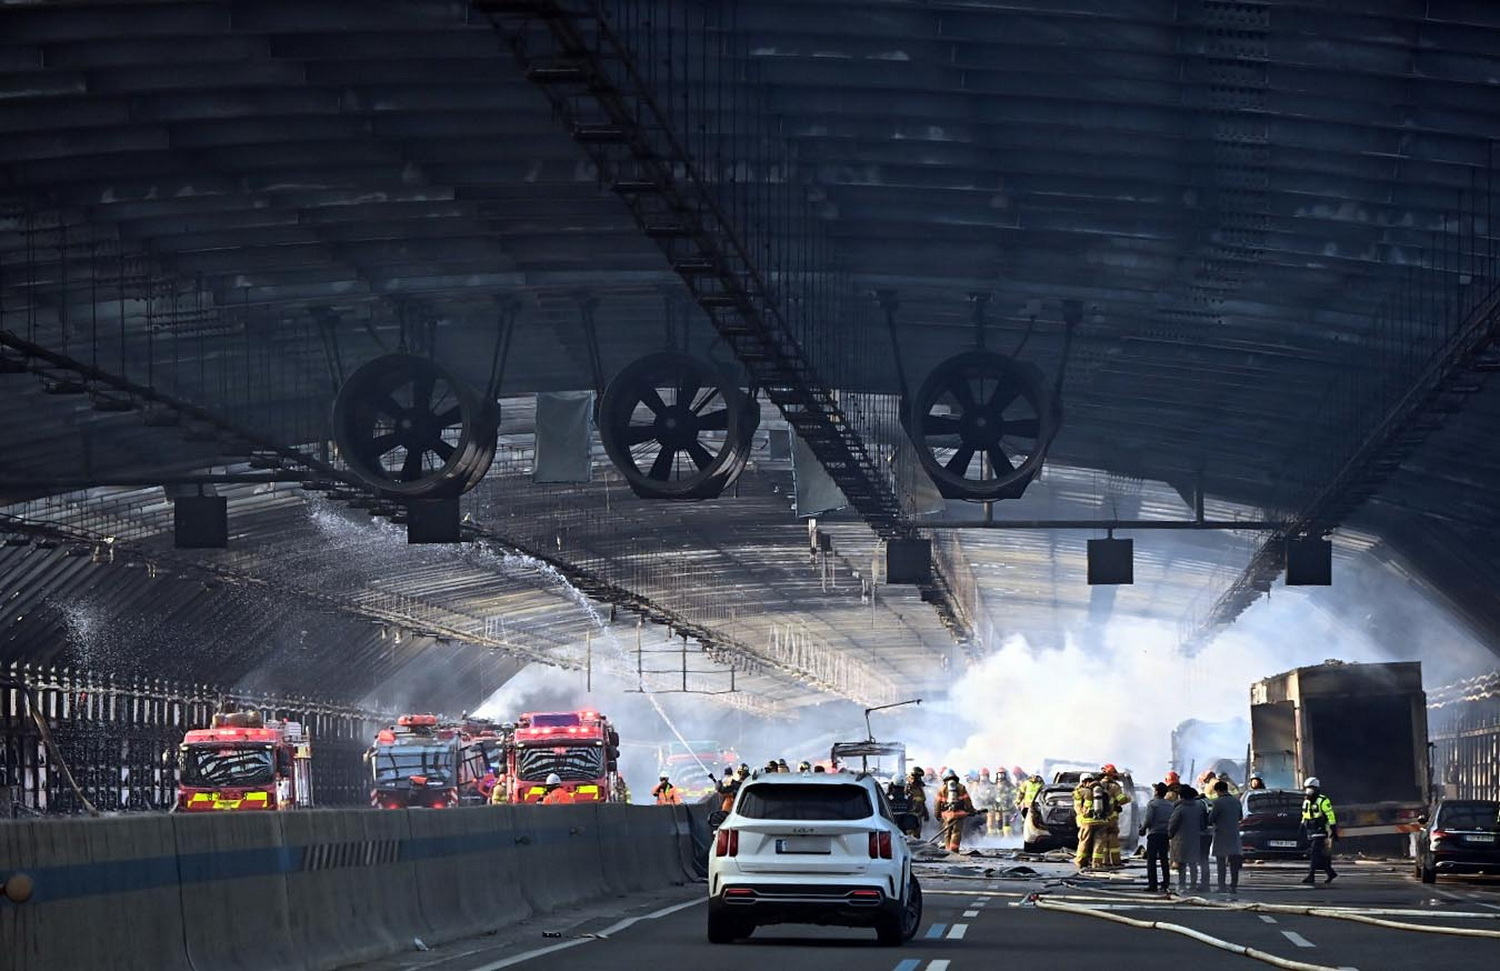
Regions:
[[1250, 660, 1429, 845]]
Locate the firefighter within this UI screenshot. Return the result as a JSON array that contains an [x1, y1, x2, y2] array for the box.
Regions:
[[1299, 777, 1338, 885], [714, 767, 740, 812], [1016, 772, 1044, 825], [1101, 763, 1131, 867], [1247, 772, 1266, 791], [653, 774, 682, 805], [935, 769, 975, 853], [477, 768, 498, 802], [905, 766, 930, 838], [797, 760, 812, 775], [489, 770, 509, 805], [540, 773, 574, 805], [1073, 773, 1111, 871]]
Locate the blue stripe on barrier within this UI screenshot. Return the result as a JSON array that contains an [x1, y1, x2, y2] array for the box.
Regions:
[[3, 812, 632, 906]]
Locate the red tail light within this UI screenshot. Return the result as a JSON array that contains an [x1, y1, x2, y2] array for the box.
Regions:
[[868, 831, 892, 859], [715, 828, 739, 857], [1239, 814, 1264, 827], [1431, 830, 1450, 842]]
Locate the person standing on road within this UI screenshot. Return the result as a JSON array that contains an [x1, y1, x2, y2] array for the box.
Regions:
[[1074, 773, 1111, 871], [714, 767, 740, 812], [1168, 784, 1208, 892], [1139, 782, 1174, 892], [936, 769, 975, 852], [1208, 779, 1244, 894], [652, 774, 682, 805], [1300, 777, 1339, 885], [905, 766, 930, 838], [1101, 763, 1131, 867]]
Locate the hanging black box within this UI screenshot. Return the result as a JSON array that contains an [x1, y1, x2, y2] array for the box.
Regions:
[[1285, 536, 1333, 586], [1087, 537, 1134, 585], [173, 495, 228, 549], [885, 539, 932, 584], [406, 497, 462, 544]]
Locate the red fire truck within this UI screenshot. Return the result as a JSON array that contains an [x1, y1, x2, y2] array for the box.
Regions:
[[456, 716, 508, 805], [508, 710, 622, 804], [368, 713, 464, 809], [176, 710, 313, 812]]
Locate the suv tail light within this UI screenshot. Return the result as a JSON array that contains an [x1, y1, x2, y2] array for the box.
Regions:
[[868, 830, 892, 859], [1431, 830, 1449, 842], [1239, 814, 1263, 827], [715, 828, 739, 857]]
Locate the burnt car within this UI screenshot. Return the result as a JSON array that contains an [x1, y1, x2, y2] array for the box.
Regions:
[[1239, 789, 1309, 860], [1415, 799, 1500, 884], [1021, 783, 1081, 852]]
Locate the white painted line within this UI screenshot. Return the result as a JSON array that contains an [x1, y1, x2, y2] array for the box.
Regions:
[[947, 923, 968, 940], [928, 962, 952, 971], [1281, 930, 1316, 949], [970, 898, 990, 907], [469, 897, 704, 969], [1259, 914, 1278, 924], [963, 909, 980, 917]]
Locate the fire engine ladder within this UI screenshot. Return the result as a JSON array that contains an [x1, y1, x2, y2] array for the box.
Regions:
[[474, 0, 905, 538]]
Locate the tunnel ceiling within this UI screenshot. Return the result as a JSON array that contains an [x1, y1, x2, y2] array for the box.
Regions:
[[3, 0, 1500, 711]]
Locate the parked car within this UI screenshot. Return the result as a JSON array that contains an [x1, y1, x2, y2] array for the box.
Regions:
[[707, 773, 923, 946], [1415, 799, 1500, 884], [1023, 770, 1141, 854], [1239, 789, 1309, 860]]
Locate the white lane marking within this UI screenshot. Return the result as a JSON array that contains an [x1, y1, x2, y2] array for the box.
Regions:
[[469, 896, 703, 969], [929, 962, 952, 971], [1281, 930, 1316, 948], [947, 923, 968, 940], [1259, 915, 1278, 924], [963, 909, 980, 917], [970, 898, 989, 907]]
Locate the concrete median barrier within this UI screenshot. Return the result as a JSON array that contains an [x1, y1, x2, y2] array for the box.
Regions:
[[0, 814, 191, 971], [406, 805, 530, 942], [0, 802, 698, 971], [282, 808, 422, 971], [172, 810, 301, 971]]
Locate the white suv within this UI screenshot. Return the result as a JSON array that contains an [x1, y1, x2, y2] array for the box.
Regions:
[[706, 772, 923, 945]]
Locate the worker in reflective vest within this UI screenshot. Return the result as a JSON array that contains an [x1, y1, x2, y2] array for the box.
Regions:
[[1300, 777, 1338, 885], [653, 775, 682, 805]]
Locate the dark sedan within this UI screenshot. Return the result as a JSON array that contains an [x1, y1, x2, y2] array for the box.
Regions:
[[1239, 789, 1309, 860], [1416, 799, 1500, 883]]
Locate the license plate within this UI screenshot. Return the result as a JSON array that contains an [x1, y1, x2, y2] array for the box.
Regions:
[[1465, 834, 1496, 843], [776, 837, 831, 855], [1268, 840, 1298, 848]]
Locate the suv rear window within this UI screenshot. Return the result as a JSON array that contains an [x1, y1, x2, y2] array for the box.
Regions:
[[1246, 792, 1302, 814], [1437, 802, 1500, 831], [737, 783, 872, 820]]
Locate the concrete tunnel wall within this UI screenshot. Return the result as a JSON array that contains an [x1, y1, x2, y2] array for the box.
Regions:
[[0, 803, 709, 971]]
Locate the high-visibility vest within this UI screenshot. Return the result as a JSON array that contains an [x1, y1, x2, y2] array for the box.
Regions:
[[1302, 793, 1336, 835]]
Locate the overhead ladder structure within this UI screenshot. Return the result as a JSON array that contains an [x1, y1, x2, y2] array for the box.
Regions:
[[474, 0, 905, 538]]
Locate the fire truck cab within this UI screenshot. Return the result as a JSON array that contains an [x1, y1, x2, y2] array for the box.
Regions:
[[508, 710, 622, 804], [176, 710, 312, 812], [368, 713, 463, 809]]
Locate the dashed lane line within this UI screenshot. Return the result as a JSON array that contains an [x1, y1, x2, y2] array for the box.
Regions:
[[924, 923, 948, 939], [1281, 930, 1316, 948], [1260, 915, 1279, 924], [929, 962, 952, 971], [963, 909, 980, 917], [947, 923, 969, 940], [468, 897, 704, 970]]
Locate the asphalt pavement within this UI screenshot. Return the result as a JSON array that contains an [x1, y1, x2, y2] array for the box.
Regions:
[[345, 854, 1500, 971]]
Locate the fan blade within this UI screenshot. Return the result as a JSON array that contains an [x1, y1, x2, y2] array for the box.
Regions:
[[431, 440, 456, 461], [949, 379, 976, 411], [433, 405, 463, 427], [691, 387, 723, 414], [686, 441, 714, 469], [622, 424, 659, 446], [413, 373, 436, 412], [649, 447, 677, 480], [986, 384, 1021, 415], [987, 446, 1015, 473], [401, 450, 425, 480], [944, 446, 976, 475], [374, 394, 404, 419], [641, 386, 668, 414], [922, 413, 961, 436], [696, 409, 730, 430], [371, 433, 401, 456], [678, 374, 702, 410], [1005, 417, 1041, 439]]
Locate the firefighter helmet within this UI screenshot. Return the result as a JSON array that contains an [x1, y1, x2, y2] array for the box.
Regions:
[[1304, 776, 1320, 789], [545, 773, 562, 786], [942, 769, 958, 781]]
